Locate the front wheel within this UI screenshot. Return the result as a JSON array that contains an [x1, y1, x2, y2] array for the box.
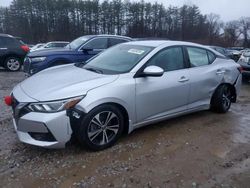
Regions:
[[77, 105, 124, 151], [211, 85, 232, 113]]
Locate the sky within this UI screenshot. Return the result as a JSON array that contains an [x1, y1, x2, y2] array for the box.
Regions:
[[0, 0, 250, 22]]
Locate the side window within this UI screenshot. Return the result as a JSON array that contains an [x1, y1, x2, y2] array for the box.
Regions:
[[147, 47, 185, 72], [45, 43, 53, 48], [83, 38, 108, 49], [207, 51, 216, 63], [187, 47, 209, 67], [2, 37, 19, 47], [0, 37, 5, 47], [109, 38, 128, 47], [54, 43, 67, 47]]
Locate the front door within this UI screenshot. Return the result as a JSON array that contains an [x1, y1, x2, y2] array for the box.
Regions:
[[135, 46, 190, 123]]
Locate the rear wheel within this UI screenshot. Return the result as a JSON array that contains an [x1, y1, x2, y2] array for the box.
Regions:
[[4, 57, 21, 71], [77, 105, 124, 151], [211, 85, 232, 113]]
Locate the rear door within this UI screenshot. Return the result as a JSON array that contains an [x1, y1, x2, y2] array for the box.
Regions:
[[185, 46, 224, 109], [135, 46, 190, 123], [0, 37, 8, 64]]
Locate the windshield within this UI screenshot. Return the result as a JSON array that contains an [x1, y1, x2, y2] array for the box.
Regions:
[[82, 44, 153, 74], [66, 36, 90, 50]]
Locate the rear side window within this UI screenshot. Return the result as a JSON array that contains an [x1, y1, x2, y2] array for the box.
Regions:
[[207, 51, 216, 63], [0, 37, 5, 47], [147, 47, 185, 72], [83, 38, 108, 49], [187, 47, 209, 67], [109, 38, 128, 47], [54, 43, 67, 47], [2, 37, 20, 47]]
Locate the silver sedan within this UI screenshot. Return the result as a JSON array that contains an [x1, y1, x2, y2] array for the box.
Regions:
[[7, 40, 242, 150]]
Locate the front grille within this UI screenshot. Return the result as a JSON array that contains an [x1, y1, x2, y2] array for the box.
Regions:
[[11, 95, 30, 121], [11, 95, 19, 110]]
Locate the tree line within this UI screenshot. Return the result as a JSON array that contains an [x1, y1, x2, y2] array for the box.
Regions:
[[0, 0, 249, 47]]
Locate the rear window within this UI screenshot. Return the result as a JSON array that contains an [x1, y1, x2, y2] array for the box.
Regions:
[[109, 38, 129, 47]]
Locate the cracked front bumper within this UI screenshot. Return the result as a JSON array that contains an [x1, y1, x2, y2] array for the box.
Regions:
[[13, 111, 72, 149]]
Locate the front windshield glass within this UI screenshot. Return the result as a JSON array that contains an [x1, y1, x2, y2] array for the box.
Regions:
[[83, 44, 153, 74], [66, 36, 90, 50]]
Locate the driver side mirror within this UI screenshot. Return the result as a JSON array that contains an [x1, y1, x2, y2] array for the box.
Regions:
[[141, 65, 164, 77]]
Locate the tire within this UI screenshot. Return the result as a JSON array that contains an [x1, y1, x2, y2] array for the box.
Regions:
[[77, 105, 124, 151], [210, 85, 232, 113], [4, 57, 22, 71]]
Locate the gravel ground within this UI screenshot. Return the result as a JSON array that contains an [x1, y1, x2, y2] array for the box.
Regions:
[[0, 70, 250, 188]]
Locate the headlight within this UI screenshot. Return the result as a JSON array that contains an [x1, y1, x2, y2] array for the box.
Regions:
[[30, 57, 46, 62], [28, 96, 84, 113]]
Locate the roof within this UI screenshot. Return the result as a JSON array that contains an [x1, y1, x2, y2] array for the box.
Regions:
[[0, 33, 14, 38], [84, 34, 132, 40], [125, 40, 209, 48], [46, 41, 69, 43]]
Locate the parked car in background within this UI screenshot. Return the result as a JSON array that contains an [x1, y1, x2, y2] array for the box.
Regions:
[[23, 35, 132, 75], [226, 49, 241, 62], [30, 41, 69, 52], [0, 34, 29, 71], [238, 50, 250, 78], [208, 46, 230, 58], [7, 40, 242, 150], [30, 43, 45, 51]]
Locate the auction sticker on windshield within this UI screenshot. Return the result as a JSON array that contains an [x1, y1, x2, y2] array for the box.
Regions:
[[128, 49, 145, 55]]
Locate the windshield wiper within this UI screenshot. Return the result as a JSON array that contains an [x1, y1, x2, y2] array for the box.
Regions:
[[85, 67, 103, 74]]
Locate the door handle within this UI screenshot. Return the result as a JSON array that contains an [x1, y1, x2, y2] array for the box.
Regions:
[[216, 70, 225, 75], [178, 76, 189, 83]]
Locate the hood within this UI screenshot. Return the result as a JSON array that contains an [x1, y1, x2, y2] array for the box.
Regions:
[[19, 64, 118, 101], [27, 48, 77, 57]]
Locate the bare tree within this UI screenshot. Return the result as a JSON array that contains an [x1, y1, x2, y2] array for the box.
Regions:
[[239, 17, 250, 47], [206, 13, 221, 44], [224, 21, 241, 46]]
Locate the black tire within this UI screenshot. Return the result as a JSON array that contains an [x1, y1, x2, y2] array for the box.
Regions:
[[210, 85, 232, 113], [77, 105, 124, 151], [4, 57, 22, 71]]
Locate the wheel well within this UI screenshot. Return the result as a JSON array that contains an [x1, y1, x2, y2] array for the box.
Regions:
[[4, 55, 22, 63], [212, 83, 237, 103], [104, 102, 129, 134]]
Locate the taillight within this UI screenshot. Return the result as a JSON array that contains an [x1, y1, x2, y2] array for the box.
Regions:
[[4, 96, 12, 106], [237, 66, 243, 73], [21, 45, 30, 52]]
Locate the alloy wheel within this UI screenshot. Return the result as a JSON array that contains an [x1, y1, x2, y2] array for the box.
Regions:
[[87, 111, 120, 146], [6, 58, 21, 71], [222, 86, 231, 109]]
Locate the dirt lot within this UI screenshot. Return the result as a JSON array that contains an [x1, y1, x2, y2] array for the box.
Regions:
[[0, 70, 250, 188]]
